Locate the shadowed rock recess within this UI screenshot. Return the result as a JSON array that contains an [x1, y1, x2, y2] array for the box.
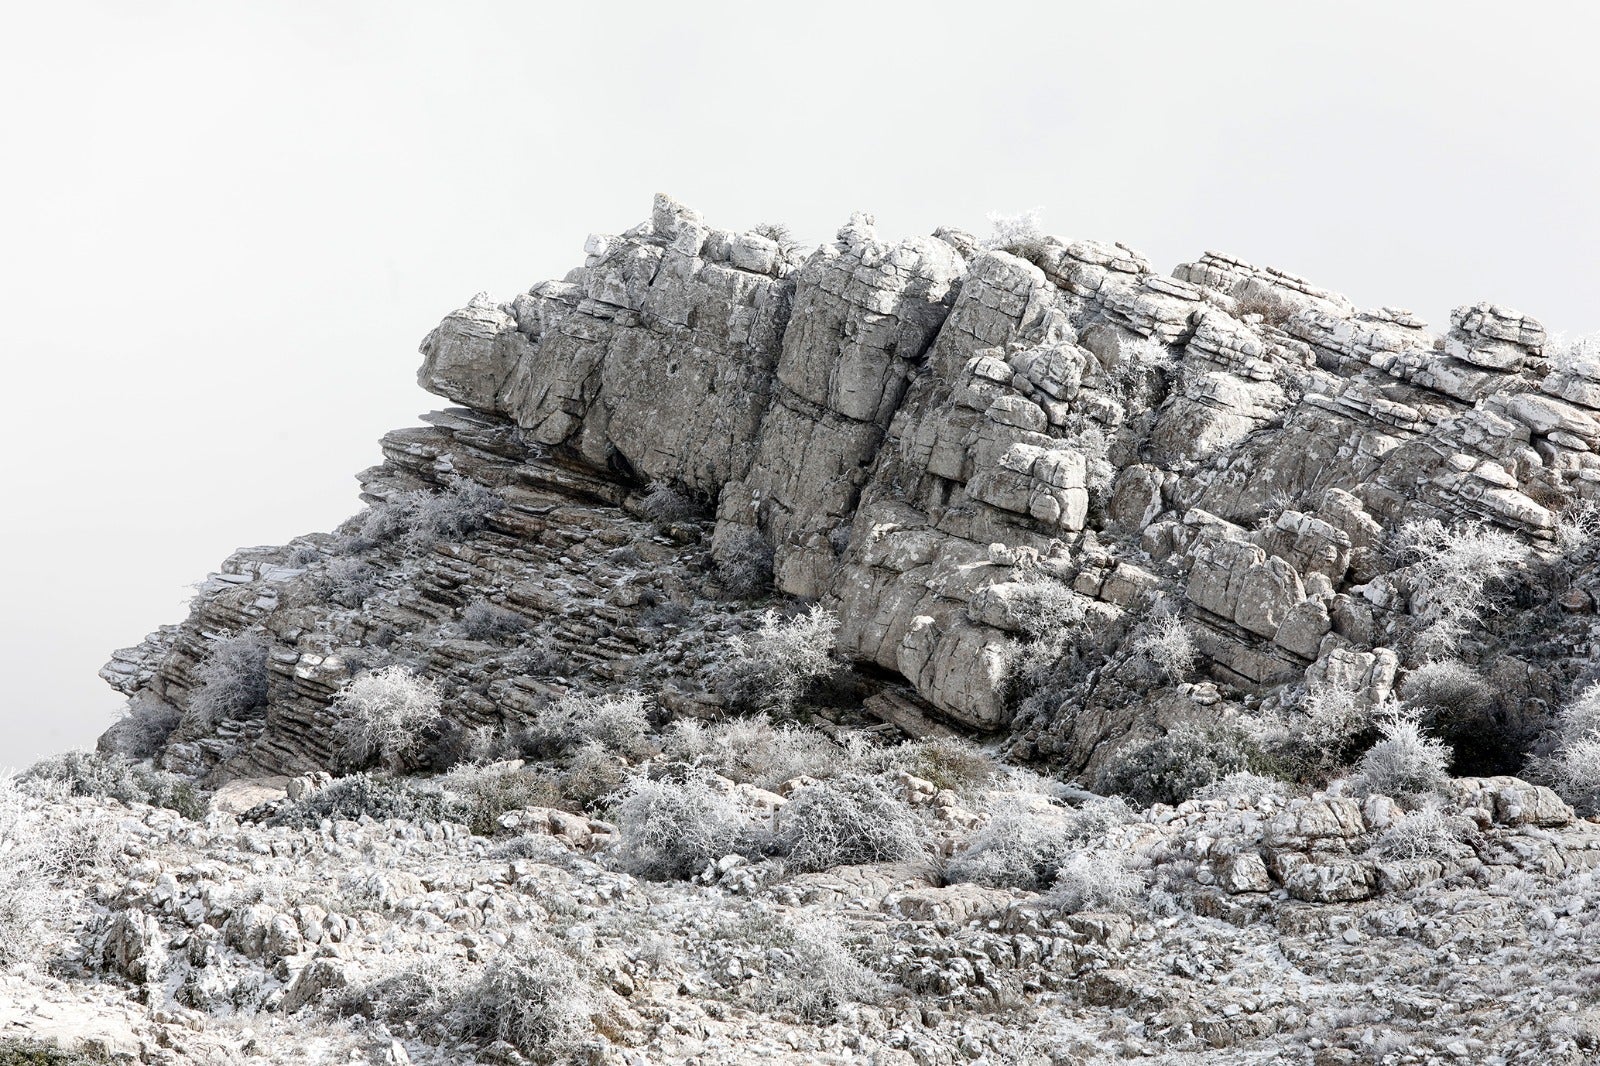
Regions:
[[102, 195, 1599, 782]]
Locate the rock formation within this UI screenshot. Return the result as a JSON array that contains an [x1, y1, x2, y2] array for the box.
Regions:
[[18, 195, 1600, 1064], [101, 195, 1600, 785]]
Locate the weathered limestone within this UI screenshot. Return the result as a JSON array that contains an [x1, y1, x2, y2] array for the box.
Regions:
[[104, 196, 1596, 781]]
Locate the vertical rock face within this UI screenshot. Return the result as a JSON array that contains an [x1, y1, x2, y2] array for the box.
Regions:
[[103, 195, 1599, 781]]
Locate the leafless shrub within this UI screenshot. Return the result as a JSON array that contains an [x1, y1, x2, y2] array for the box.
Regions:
[[982, 208, 1046, 260], [1401, 659, 1494, 745], [1555, 499, 1600, 559], [438, 761, 564, 835], [1395, 518, 1527, 661], [1193, 771, 1289, 803], [329, 953, 459, 1023], [714, 528, 775, 599], [449, 940, 594, 1062], [752, 221, 805, 260], [1366, 800, 1465, 862], [330, 666, 443, 772], [268, 773, 469, 829], [1096, 722, 1259, 806], [313, 556, 378, 608], [352, 477, 504, 556], [1349, 710, 1452, 804], [609, 769, 761, 880], [949, 797, 1132, 891], [766, 917, 881, 1022], [662, 718, 845, 791], [1540, 682, 1600, 813], [1401, 660, 1490, 717], [888, 735, 998, 795], [638, 481, 705, 527], [1248, 676, 1372, 781], [1048, 849, 1143, 914], [21, 750, 205, 819], [559, 743, 634, 811], [1132, 614, 1198, 684], [0, 776, 125, 966], [1546, 330, 1600, 378], [521, 692, 653, 760], [1232, 286, 1299, 328], [1060, 416, 1115, 497], [460, 598, 529, 642], [1006, 576, 1091, 640], [772, 772, 925, 872], [189, 632, 270, 727], [718, 605, 839, 715]]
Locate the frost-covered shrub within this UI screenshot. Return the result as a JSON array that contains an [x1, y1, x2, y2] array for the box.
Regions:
[[1132, 614, 1198, 684], [638, 481, 704, 527], [1062, 418, 1115, 498], [1048, 850, 1142, 914], [1250, 677, 1373, 780], [506, 625, 575, 679], [0, 776, 123, 966], [662, 718, 845, 791], [1558, 681, 1600, 739], [1546, 330, 1600, 378], [1554, 499, 1600, 560], [21, 750, 205, 819], [714, 528, 775, 599], [0, 782, 56, 966], [609, 769, 760, 880], [767, 917, 881, 1022], [268, 773, 469, 829], [1096, 722, 1259, 807], [100, 700, 182, 760], [313, 556, 378, 608], [888, 735, 998, 796], [460, 598, 528, 642], [558, 743, 634, 811], [949, 797, 1132, 891], [1542, 682, 1600, 812], [1395, 518, 1527, 661], [1006, 576, 1091, 639], [718, 605, 839, 715], [331, 666, 442, 771], [1366, 801, 1464, 862], [352, 478, 504, 556], [438, 761, 564, 835], [189, 632, 270, 726], [519, 692, 653, 760], [1401, 660, 1494, 748], [1401, 660, 1490, 718], [450, 941, 593, 1061], [0, 1039, 119, 1064], [1349, 712, 1452, 803], [1193, 771, 1289, 803], [752, 221, 804, 260], [1232, 286, 1298, 328], [982, 208, 1046, 259], [330, 954, 458, 1022], [773, 772, 925, 872]]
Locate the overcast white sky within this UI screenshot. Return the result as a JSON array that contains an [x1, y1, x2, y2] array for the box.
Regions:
[[3, 1, 1598, 767]]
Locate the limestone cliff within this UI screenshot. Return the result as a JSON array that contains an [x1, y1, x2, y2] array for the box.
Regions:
[[101, 195, 1600, 783]]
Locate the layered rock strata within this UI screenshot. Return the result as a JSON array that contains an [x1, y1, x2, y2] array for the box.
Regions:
[[103, 196, 1600, 781]]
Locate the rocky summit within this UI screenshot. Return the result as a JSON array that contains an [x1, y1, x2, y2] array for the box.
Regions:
[[7, 196, 1600, 1064]]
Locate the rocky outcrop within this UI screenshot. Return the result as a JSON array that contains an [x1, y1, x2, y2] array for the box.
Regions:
[[102, 195, 1600, 782]]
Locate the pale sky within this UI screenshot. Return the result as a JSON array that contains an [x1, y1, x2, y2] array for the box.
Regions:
[[4, 0, 1599, 767]]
